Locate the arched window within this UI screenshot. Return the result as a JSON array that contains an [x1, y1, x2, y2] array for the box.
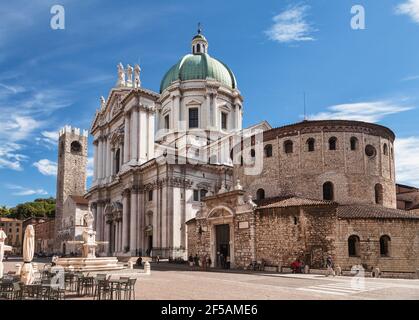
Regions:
[[383, 143, 388, 155], [323, 182, 334, 201], [307, 138, 315, 152], [71, 141, 82, 153], [380, 235, 391, 257], [240, 156, 244, 166], [350, 137, 358, 151], [329, 137, 337, 150], [348, 235, 360, 257], [196, 44, 201, 53], [284, 140, 293, 154], [250, 149, 255, 158], [115, 148, 121, 174], [375, 183, 383, 205], [256, 189, 265, 200], [264, 144, 273, 157]]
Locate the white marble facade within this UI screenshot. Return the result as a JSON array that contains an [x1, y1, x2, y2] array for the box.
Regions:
[[86, 31, 269, 258]]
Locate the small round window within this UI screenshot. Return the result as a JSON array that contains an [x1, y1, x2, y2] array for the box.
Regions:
[[365, 145, 376, 158]]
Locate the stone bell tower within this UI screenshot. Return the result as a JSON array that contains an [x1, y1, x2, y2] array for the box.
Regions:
[[54, 126, 88, 251]]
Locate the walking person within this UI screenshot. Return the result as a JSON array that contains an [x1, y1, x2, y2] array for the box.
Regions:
[[188, 254, 194, 269], [326, 255, 335, 277]]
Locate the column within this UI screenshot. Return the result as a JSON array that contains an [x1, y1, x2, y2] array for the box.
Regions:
[[93, 142, 98, 181], [131, 107, 139, 162], [118, 221, 123, 252], [130, 190, 138, 254], [173, 95, 180, 130], [101, 138, 106, 179], [147, 111, 155, 161], [115, 221, 119, 253], [212, 95, 218, 129], [96, 203, 102, 241], [92, 203, 97, 233], [122, 192, 130, 252], [106, 138, 112, 178], [123, 113, 130, 164], [97, 139, 103, 179], [205, 94, 211, 128]]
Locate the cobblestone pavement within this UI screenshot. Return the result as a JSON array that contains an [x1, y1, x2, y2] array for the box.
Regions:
[[3, 259, 419, 300]]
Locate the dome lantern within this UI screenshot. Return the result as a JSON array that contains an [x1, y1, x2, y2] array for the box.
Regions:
[[191, 23, 208, 54]]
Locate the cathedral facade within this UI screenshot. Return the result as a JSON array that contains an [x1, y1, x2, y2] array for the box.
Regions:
[[85, 29, 269, 258]]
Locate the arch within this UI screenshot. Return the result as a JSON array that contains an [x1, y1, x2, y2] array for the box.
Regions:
[[323, 182, 334, 201], [329, 137, 337, 150], [71, 141, 82, 153], [207, 205, 235, 219], [306, 138, 315, 152], [350, 137, 358, 151], [380, 235, 391, 257], [256, 188, 265, 200], [348, 235, 360, 257], [284, 140, 293, 154], [383, 143, 388, 155], [374, 183, 383, 205], [264, 144, 273, 157]]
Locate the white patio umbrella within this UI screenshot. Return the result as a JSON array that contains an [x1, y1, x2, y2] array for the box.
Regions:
[[20, 225, 35, 285], [0, 228, 12, 278]]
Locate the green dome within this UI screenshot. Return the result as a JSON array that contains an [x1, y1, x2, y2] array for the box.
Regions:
[[160, 53, 237, 93]]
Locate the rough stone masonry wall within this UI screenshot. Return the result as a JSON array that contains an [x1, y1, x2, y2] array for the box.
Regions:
[[253, 206, 336, 269], [235, 123, 396, 208], [335, 218, 419, 273]]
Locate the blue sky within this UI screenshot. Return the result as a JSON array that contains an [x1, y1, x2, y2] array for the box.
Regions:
[[1, 0, 419, 207]]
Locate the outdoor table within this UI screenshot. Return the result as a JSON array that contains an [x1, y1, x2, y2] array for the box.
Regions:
[[79, 276, 95, 296], [22, 284, 45, 300], [41, 283, 65, 300]]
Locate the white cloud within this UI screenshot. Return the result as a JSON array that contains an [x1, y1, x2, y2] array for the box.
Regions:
[[308, 100, 413, 123], [0, 115, 42, 142], [33, 159, 57, 176], [0, 143, 27, 171], [401, 74, 419, 81], [36, 130, 59, 147], [395, 137, 419, 186], [265, 4, 316, 43], [395, 0, 419, 23], [6, 184, 48, 196], [87, 157, 94, 178]]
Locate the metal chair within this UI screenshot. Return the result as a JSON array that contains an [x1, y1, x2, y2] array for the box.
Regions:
[[121, 278, 136, 300], [94, 279, 112, 300]]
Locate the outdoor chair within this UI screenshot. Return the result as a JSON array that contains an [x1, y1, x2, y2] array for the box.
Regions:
[[0, 282, 14, 300], [120, 278, 136, 300], [94, 279, 112, 300], [12, 282, 23, 300]]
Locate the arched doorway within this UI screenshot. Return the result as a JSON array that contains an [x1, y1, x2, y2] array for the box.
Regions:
[[62, 242, 66, 256], [208, 206, 235, 269], [215, 224, 230, 268]]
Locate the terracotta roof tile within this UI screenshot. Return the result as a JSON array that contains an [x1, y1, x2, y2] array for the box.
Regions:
[[256, 196, 335, 209], [337, 205, 419, 220]]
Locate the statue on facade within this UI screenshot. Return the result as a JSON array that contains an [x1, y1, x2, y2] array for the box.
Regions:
[[100, 96, 106, 110], [117, 62, 125, 87], [134, 64, 141, 88], [126, 64, 133, 87]]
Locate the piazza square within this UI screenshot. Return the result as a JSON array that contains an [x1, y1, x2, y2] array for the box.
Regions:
[[1, 1, 419, 306]]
